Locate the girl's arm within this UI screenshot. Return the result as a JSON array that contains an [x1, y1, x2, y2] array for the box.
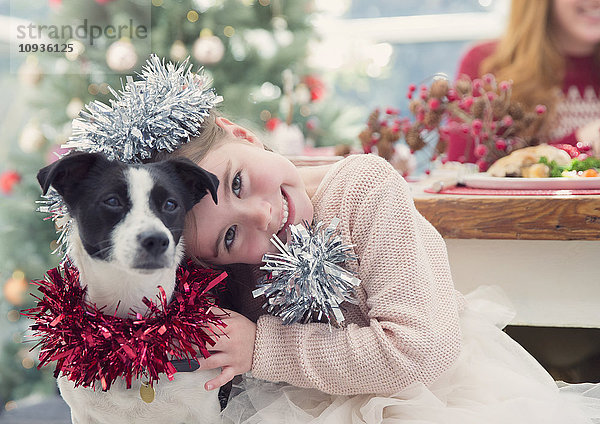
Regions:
[[251, 155, 463, 396]]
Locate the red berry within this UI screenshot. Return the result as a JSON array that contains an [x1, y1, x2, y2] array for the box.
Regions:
[[502, 116, 513, 127], [428, 98, 441, 110], [483, 73, 495, 85], [535, 105, 547, 115], [495, 138, 507, 150], [265, 117, 281, 131], [0, 170, 21, 194], [471, 119, 483, 135], [472, 78, 484, 91], [425, 169, 431, 175], [460, 96, 474, 110], [474, 144, 488, 158], [476, 159, 489, 172], [499, 81, 511, 91], [446, 88, 458, 101], [408, 83, 416, 92]]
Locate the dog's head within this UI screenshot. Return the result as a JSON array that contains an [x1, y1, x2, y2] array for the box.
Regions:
[[37, 152, 218, 271]]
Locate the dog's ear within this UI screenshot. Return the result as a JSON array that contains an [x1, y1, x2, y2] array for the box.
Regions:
[[37, 152, 105, 196], [164, 158, 219, 208]]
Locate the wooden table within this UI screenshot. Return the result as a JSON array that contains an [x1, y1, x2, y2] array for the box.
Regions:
[[411, 185, 600, 329]]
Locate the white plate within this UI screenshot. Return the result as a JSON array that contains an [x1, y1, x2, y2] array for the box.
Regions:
[[463, 173, 600, 190]]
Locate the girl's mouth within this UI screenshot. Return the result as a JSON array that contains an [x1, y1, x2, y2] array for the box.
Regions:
[[275, 188, 294, 242]]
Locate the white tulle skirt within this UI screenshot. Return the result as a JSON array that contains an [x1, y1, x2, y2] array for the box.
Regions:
[[221, 286, 600, 423]]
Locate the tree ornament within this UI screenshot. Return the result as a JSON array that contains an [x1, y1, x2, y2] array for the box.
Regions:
[[106, 39, 138, 72], [193, 35, 225, 65], [18, 58, 43, 86], [19, 121, 46, 153], [270, 123, 305, 156], [66, 97, 84, 119], [170, 40, 188, 62], [0, 170, 22, 194], [254, 219, 361, 328], [302, 75, 326, 102], [3, 271, 27, 306]]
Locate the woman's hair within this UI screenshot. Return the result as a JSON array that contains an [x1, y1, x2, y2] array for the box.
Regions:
[[480, 0, 600, 115]]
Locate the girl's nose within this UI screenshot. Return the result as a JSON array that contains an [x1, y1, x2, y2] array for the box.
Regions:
[[245, 199, 271, 231]]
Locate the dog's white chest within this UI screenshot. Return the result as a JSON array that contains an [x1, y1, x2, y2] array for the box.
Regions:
[[58, 368, 221, 424]]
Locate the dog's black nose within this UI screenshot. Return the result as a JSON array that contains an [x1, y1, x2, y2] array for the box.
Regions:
[[139, 231, 169, 256]]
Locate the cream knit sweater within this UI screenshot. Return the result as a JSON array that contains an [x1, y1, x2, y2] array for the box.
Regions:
[[250, 154, 464, 396]]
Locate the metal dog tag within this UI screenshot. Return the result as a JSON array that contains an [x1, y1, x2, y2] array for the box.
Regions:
[[140, 381, 155, 403]]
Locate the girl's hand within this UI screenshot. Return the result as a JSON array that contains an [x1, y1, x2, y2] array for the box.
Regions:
[[197, 308, 256, 391]]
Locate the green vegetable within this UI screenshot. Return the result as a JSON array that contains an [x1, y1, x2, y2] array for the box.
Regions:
[[538, 156, 600, 177]]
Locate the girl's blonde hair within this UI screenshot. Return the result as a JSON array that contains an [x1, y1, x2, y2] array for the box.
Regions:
[[154, 109, 226, 163], [480, 0, 600, 114]]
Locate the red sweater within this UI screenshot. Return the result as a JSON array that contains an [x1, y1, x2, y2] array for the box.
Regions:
[[456, 41, 600, 146]]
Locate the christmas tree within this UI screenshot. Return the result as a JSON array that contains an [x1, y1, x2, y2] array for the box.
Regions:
[[0, 0, 360, 406]]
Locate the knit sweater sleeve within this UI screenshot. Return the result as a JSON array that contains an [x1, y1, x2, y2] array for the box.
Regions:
[[250, 155, 462, 396], [455, 40, 497, 80]]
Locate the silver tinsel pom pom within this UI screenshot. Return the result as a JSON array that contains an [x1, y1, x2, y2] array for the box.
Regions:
[[64, 54, 222, 162], [42, 55, 222, 256], [253, 218, 361, 328]]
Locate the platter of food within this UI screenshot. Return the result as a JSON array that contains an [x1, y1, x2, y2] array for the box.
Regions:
[[463, 174, 600, 190], [463, 144, 600, 190]]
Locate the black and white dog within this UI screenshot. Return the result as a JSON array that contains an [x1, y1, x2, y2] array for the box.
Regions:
[[37, 152, 222, 424]]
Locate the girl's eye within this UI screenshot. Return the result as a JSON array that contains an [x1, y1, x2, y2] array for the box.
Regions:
[[164, 199, 178, 212], [103, 197, 121, 208], [224, 225, 237, 251], [232, 171, 242, 197]]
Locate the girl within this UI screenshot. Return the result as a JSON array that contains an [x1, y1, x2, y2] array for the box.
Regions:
[[456, 0, 600, 149], [161, 112, 600, 423]]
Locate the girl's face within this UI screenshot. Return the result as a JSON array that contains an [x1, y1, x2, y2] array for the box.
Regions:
[[185, 131, 314, 265], [551, 0, 600, 55]]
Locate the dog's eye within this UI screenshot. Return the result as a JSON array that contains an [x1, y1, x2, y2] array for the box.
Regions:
[[104, 197, 121, 207], [164, 199, 178, 212]]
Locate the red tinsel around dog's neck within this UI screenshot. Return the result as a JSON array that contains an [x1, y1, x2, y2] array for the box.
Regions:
[[22, 258, 227, 391]]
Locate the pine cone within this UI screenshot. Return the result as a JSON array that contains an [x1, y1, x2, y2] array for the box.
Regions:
[[409, 99, 422, 116], [406, 127, 426, 151], [376, 140, 395, 160], [507, 103, 524, 120], [430, 79, 449, 99], [491, 98, 508, 120], [424, 109, 443, 128], [472, 97, 487, 119], [358, 129, 372, 147], [435, 138, 447, 155], [455, 78, 472, 96]]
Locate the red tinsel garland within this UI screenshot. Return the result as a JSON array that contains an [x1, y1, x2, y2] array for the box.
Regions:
[[22, 259, 227, 391]]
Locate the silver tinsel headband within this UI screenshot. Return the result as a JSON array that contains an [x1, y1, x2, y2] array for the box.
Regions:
[[63, 54, 222, 161], [39, 55, 222, 255]]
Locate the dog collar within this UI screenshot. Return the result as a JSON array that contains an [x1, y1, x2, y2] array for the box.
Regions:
[[23, 259, 227, 391], [170, 359, 200, 372]]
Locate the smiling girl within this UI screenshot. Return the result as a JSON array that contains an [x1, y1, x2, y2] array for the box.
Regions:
[[155, 110, 600, 423]]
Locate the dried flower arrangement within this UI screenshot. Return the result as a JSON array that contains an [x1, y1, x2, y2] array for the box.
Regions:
[[358, 107, 415, 176], [360, 74, 548, 173]]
